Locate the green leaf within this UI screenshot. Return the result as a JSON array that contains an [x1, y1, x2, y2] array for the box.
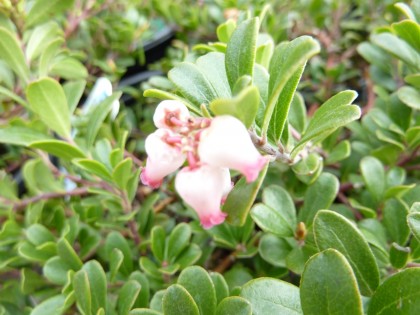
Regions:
[[0, 85, 29, 107], [360, 156, 385, 202], [389, 243, 410, 269], [300, 249, 363, 315], [225, 18, 259, 89], [26, 21, 62, 62], [177, 266, 217, 315], [0, 27, 29, 83], [298, 173, 339, 225], [26, 224, 55, 246], [240, 278, 302, 314], [371, 32, 420, 70], [43, 256, 71, 285], [112, 158, 133, 190], [27, 78, 71, 138], [398, 86, 420, 110], [109, 248, 124, 281], [129, 272, 150, 308], [292, 91, 360, 157], [168, 62, 218, 108], [26, 0, 75, 28], [326, 140, 351, 164], [117, 280, 142, 315], [73, 159, 112, 181], [74, 261, 107, 315], [408, 212, 420, 243], [29, 140, 86, 161], [216, 297, 252, 315], [262, 36, 320, 139], [167, 223, 191, 262], [174, 244, 202, 269], [292, 152, 323, 185], [392, 20, 420, 52], [259, 233, 293, 267], [223, 162, 268, 226], [217, 19, 236, 43], [313, 210, 380, 296], [105, 231, 133, 276], [50, 57, 88, 80], [163, 285, 199, 315], [86, 92, 122, 148], [210, 85, 259, 128], [63, 80, 86, 114], [0, 126, 50, 146], [151, 225, 166, 263], [130, 310, 162, 315], [383, 199, 410, 245], [30, 294, 66, 315], [73, 270, 92, 315], [57, 238, 83, 271], [196, 52, 231, 99], [251, 185, 296, 236], [38, 38, 64, 77], [368, 268, 420, 314], [210, 272, 229, 304]]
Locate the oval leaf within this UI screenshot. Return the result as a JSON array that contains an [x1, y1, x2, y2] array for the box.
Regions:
[[30, 140, 86, 161], [313, 210, 380, 296], [300, 249, 363, 315], [163, 285, 199, 315]]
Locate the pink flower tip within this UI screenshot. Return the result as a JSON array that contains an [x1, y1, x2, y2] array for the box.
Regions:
[[243, 155, 269, 183], [200, 211, 227, 229], [140, 167, 162, 189]]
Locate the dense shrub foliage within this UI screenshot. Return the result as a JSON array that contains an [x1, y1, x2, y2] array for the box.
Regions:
[[0, 1, 419, 314]]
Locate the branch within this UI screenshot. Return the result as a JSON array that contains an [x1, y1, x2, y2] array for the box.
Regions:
[[4, 187, 90, 211], [249, 130, 293, 164]]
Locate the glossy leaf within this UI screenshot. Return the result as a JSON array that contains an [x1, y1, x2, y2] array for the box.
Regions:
[[27, 78, 71, 138], [258, 233, 292, 267], [360, 156, 385, 202], [313, 210, 380, 296], [162, 285, 199, 315], [251, 185, 296, 236], [216, 297, 252, 315], [0, 27, 29, 82], [85, 92, 122, 148], [57, 238, 83, 271], [29, 140, 86, 161], [298, 173, 339, 225], [292, 91, 360, 157], [382, 198, 410, 245], [398, 86, 420, 110], [177, 266, 217, 315], [26, 0, 75, 28], [262, 36, 320, 139], [240, 278, 302, 314], [117, 280, 142, 315], [223, 163, 268, 226], [368, 268, 420, 314], [167, 223, 191, 261], [225, 18, 259, 89], [300, 249, 363, 315], [210, 85, 259, 128], [73, 159, 112, 181], [30, 294, 66, 315], [371, 32, 420, 70]]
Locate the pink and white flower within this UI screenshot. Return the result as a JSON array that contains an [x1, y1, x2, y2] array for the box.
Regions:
[[153, 100, 190, 130], [175, 165, 230, 229], [140, 129, 185, 188], [198, 115, 268, 182]]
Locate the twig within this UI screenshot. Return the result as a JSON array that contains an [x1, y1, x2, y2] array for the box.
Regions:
[[3, 187, 90, 211], [249, 130, 293, 164]]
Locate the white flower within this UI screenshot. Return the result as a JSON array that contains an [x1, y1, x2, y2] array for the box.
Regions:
[[175, 165, 230, 229], [153, 100, 190, 130], [198, 115, 268, 182], [140, 129, 185, 188]]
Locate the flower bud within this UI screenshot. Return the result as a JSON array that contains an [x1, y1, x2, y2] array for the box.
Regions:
[[175, 165, 230, 229], [153, 100, 190, 130], [140, 129, 185, 188], [198, 115, 268, 182]]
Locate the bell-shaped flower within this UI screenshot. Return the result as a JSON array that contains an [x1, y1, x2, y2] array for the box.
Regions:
[[198, 115, 268, 182], [141, 129, 186, 188], [175, 165, 230, 229], [153, 100, 190, 130]]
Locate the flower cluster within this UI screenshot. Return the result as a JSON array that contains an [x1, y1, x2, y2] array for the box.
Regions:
[[140, 100, 268, 229]]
